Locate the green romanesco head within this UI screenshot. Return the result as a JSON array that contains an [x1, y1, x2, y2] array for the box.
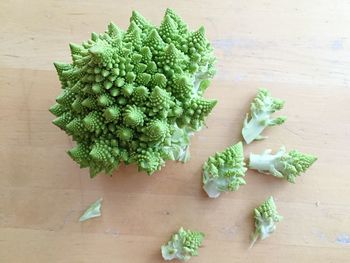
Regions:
[[161, 227, 205, 261], [280, 150, 317, 183], [251, 196, 282, 246], [50, 9, 217, 177], [202, 141, 247, 198]]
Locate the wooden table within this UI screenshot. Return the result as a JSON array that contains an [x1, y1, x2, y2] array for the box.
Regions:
[[1, 0, 349, 262]]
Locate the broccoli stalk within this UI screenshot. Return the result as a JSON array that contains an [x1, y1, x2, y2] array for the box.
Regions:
[[161, 227, 205, 261], [242, 89, 286, 144], [249, 146, 317, 183], [202, 142, 247, 198], [250, 196, 282, 247]]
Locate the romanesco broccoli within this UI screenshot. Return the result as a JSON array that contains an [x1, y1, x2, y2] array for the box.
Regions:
[[242, 89, 286, 144], [50, 9, 217, 177], [250, 196, 282, 247], [202, 141, 247, 198], [161, 227, 204, 261], [249, 146, 317, 183]]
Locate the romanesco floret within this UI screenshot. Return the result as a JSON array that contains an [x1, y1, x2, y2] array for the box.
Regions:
[[202, 141, 247, 198], [50, 9, 217, 177], [250, 196, 282, 247], [249, 146, 317, 183], [161, 227, 204, 261], [242, 89, 286, 144]]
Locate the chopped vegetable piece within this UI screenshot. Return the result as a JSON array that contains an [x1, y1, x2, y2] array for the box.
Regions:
[[242, 89, 286, 144], [79, 197, 103, 222], [249, 146, 317, 183], [202, 141, 247, 198], [250, 196, 282, 247], [161, 227, 204, 261]]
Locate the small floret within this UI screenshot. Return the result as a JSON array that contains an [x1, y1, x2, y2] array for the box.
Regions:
[[242, 89, 286, 144], [250, 196, 282, 247], [202, 142, 247, 198], [161, 227, 204, 261], [249, 146, 317, 183]]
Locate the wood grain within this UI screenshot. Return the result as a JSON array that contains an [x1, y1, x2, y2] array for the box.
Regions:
[[1, 0, 349, 262]]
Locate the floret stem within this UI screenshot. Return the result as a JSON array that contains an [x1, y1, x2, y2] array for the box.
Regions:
[[249, 153, 276, 172], [177, 144, 190, 162], [250, 217, 276, 248], [242, 113, 269, 144], [250, 232, 259, 248], [249, 149, 285, 177], [203, 178, 223, 198]]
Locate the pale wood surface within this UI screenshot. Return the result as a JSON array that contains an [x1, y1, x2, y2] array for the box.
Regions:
[[1, 0, 350, 262]]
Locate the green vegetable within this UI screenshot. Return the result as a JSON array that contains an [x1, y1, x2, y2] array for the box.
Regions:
[[242, 89, 286, 144], [161, 227, 204, 261], [79, 197, 103, 222], [202, 142, 247, 198], [250, 196, 282, 247], [249, 146, 317, 183], [50, 9, 217, 177]]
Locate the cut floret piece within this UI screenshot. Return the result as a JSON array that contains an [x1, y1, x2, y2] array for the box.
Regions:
[[250, 196, 282, 247], [202, 141, 247, 198], [242, 89, 286, 144], [249, 146, 317, 183], [161, 227, 204, 261], [79, 197, 103, 222]]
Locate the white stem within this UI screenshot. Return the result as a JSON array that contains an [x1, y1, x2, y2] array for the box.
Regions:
[[249, 153, 276, 172], [249, 233, 258, 249], [177, 145, 190, 162], [203, 180, 221, 198], [242, 120, 265, 144]]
